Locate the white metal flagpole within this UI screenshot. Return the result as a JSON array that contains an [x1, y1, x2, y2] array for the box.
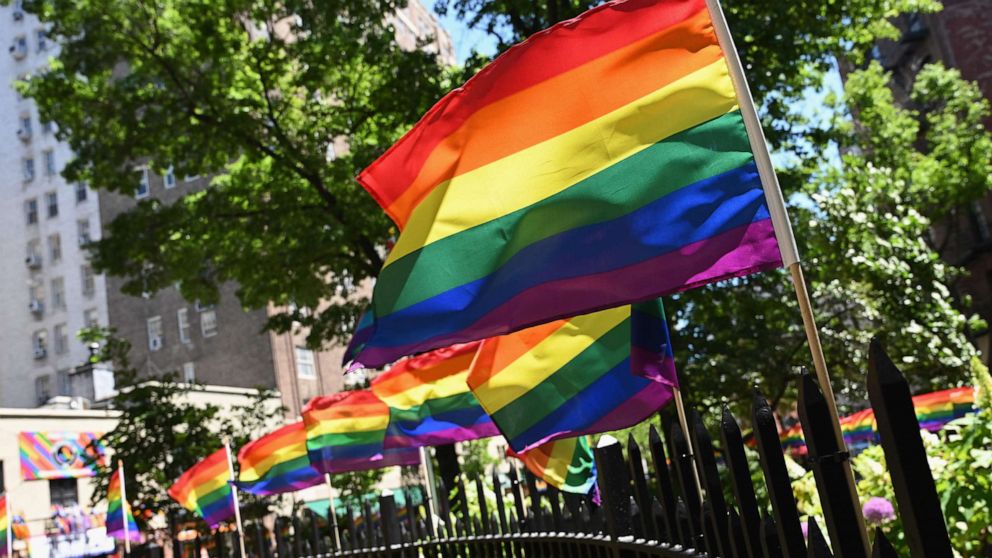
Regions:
[[117, 460, 132, 555], [223, 440, 248, 558], [323, 473, 341, 551], [703, 0, 870, 545], [418, 446, 439, 528]]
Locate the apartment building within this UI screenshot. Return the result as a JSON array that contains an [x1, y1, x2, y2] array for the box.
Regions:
[[0, 1, 454, 415]]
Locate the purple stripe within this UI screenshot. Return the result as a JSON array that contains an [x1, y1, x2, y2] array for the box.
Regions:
[[358, 219, 781, 366], [586, 381, 675, 434], [631, 346, 679, 386], [384, 422, 500, 449], [315, 448, 421, 474]]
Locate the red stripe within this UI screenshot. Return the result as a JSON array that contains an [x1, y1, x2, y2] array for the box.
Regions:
[[168, 448, 229, 505], [238, 422, 304, 469], [358, 0, 707, 213]]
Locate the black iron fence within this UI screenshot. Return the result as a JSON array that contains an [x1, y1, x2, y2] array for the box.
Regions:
[[171, 340, 960, 558]]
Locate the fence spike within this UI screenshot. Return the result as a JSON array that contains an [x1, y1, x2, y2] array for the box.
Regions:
[[870, 527, 898, 558], [806, 518, 834, 558], [701, 501, 719, 557], [798, 371, 870, 557], [676, 497, 693, 550], [670, 422, 704, 545], [508, 466, 527, 532], [720, 406, 764, 558], [752, 388, 807, 556], [729, 507, 747, 558], [648, 424, 679, 543], [867, 339, 954, 558], [493, 470, 509, 535], [547, 486, 564, 532], [475, 475, 490, 535], [593, 434, 635, 542], [627, 433, 658, 541], [690, 410, 733, 556]]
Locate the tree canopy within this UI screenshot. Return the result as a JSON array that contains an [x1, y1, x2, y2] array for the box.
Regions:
[[17, 0, 992, 413]]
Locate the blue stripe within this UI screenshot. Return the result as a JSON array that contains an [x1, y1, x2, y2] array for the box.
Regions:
[[236, 467, 323, 496], [367, 162, 766, 350], [389, 406, 493, 437]]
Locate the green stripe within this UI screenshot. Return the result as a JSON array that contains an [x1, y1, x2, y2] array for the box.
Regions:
[[491, 320, 630, 439], [308, 429, 385, 448], [196, 485, 232, 508], [562, 443, 594, 488], [378, 111, 753, 314], [389, 391, 481, 422]]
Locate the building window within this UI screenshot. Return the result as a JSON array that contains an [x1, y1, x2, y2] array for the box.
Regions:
[[49, 478, 78, 507], [45, 191, 58, 218], [83, 308, 99, 328], [182, 362, 195, 383], [25, 199, 38, 225], [295, 347, 316, 378], [74, 182, 88, 203], [177, 308, 191, 344], [164, 166, 176, 189], [50, 277, 65, 310], [53, 323, 68, 354], [26, 239, 41, 267], [48, 233, 61, 264], [12, 35, 28, 59], [41, 120, 52, 134], [32, 330, 47, 357], [36, 29, 47, 52], [35, 375, 52, 404], [43, 149, 56, 177], [23, 157, 35, 182], [135, 168, 149, 199], [147, 316, 163, 351], [81, 265, 95, 297], [77, 218, 91, 245], [18, 115, 31, 139], [200, 309, 218, 338]]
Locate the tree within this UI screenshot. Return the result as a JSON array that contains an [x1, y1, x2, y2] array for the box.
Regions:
[[82, 329, 284, 528], [17, 0, 451, 348]]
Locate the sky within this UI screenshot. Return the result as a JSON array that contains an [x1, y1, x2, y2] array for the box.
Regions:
[[427, 0, 498, 64]]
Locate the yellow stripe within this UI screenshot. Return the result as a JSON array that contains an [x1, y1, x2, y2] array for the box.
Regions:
[[544, 438, 578, 487], [385, 58, 737, 267], [306, 415, 389, 437], [475, 308, 627, 412], [239, 443, 306, 482], [186, 476, 230, 502], [374, 371, 470, 409]]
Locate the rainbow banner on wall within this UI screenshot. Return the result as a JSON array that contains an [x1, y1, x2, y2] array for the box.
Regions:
[[19, 432, 106, 480], [0, 493, 9, 557]]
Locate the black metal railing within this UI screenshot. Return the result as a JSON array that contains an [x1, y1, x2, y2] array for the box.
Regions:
[[169, 339, 959, 558]]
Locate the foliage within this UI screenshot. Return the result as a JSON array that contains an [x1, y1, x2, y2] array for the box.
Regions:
[[16, 0, 451, 348], [80, 328, 283, 529], [333, 469, 388, 510], [459, 439, 499, 478]]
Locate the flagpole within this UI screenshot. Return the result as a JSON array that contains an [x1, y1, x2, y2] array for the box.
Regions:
[[418, 446, 439, 529], [704, 0, 869, 545], [671, 388, 705, 501], [323, 474, 341, 551], [222, 440, 248, 558], [117, 460, 132, 556]]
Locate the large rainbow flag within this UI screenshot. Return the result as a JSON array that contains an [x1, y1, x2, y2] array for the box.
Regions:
[[508, 437, 597, 496], [236, 422, 324, 496], [371, 342, 500, 448], [346, 0, 788, 367], [167, 448, 237, 528], [106, 466, 140, 541], [0, 494, 9, 557], [303, 391, 420, 474], [467, 300, 677, 452]]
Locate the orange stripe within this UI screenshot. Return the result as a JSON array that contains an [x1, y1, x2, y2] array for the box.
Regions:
[[373, 351, 476, 397], [385, 7, 721, 228], [238, 423, 305, 469], [466, 320, 568, 388], [308, 401, 387, 420], [169, 450, 229, 504]]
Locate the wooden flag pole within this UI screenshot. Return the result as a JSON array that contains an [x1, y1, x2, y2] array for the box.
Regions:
[[418, 446, 440, 526], [324, 473, 342, 551], [117, 460, 132, 555], [704, 0, 869, 546], [671, 388, 705, 502], [222, 440, 248, 558]]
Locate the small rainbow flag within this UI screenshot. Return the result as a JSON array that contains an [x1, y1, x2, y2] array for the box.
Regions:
[[914, 386, 976, 431], [508, 437, 597, 495], [107, 465, 140, 541], [236, 422, 324, 496], [168, 448, 237, 528], [0, 493, 10, 558], [345, 0, 789, 368], [303, 391, 420, 474], [371, 342, 500, 448], [468, 300, 677, 452]]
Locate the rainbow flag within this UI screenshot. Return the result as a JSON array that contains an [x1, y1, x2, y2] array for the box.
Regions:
[[467, 300, 677, 452], [167, 448, 237, 528], [914, 386, 976, 431], [0, 494, 9, 557], [106, 466, 140, 541], [508, 437, 597, 495], [371, 342, 500, 448], [303, 391, 420, 474], [236, 422, 324, 496], [346, 0, 787, 367]]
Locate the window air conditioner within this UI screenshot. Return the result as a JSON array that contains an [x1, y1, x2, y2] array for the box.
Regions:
[[25, 253, 41, 269], [33, 346, 46, 359], [28, 299, 43, 314], [149, 337, 162, 351]]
